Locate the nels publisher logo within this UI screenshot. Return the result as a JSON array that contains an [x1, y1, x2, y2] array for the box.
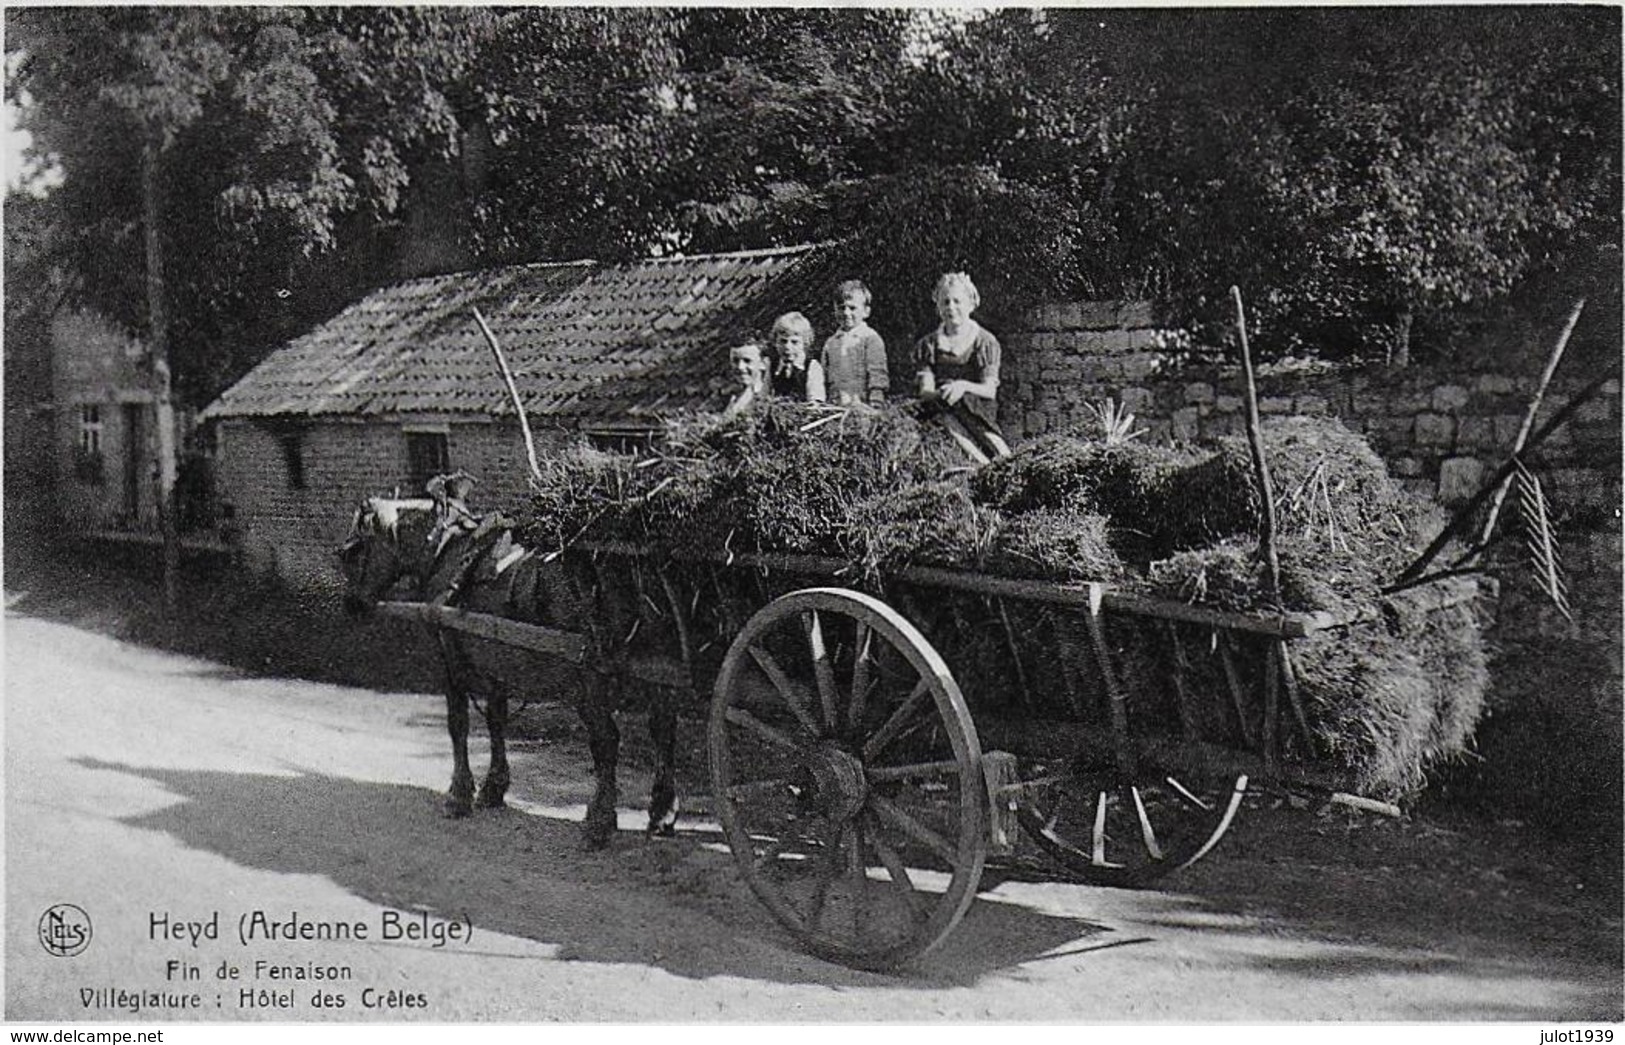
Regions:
[[39, 904, 92, 957]]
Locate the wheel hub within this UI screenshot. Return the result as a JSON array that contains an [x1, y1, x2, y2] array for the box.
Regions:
[[797, 743, 868, 823]]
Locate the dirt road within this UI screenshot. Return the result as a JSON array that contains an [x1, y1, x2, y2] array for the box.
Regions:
[[6, 612, 1620, 1022]]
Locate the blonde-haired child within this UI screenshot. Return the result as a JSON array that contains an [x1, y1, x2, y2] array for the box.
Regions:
[[768, 311, 825, 403], [915, 271, 1010, 463]]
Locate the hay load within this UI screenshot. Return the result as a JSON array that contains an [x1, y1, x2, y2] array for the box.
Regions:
[[513, 401, 1487, 797]]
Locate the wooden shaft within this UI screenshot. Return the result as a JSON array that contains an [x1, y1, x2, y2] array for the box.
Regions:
[[1394, 370, 1613, 585], [473, 307, 544, 483], [1083, 586, 1136, 778], [657, 567, 698, 696], [1262, 643, 1280, 779], [1232, 286, 1281, 607], [1051, 611, 1095, 721], [1217, 633, 1257, 748], [995, 597, 1033, 712], [1475, 298, 1585, 552], [1275, 640, 1316, 752], [1165, 622, 1201, 740]]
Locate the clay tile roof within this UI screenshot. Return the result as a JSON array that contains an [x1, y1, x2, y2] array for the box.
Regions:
[[202, 243, 841, 425]]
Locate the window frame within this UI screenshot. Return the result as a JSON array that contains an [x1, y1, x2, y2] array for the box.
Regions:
[[403, 426, 451, 493]]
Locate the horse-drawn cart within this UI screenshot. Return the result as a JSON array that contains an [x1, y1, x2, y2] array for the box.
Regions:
[[373, 537, 1487, 971]]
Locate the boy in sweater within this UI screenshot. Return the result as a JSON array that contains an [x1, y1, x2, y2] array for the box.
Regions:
[[820, 280, 889, 406]]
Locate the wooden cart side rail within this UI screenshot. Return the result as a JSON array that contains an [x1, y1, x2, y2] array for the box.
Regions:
[[376, 601, 590, 660], [374, 600, 693, 691], [573, 540, 1484, 637]]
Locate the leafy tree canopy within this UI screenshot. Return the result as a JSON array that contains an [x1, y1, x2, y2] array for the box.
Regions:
[[6, 5, 1619, 407]]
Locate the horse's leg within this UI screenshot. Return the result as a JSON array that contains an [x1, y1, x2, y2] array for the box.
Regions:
[[576, 672, 620, 849], [646, 687, 679, 837], [476, 689, 511, 810], [437, 635, 477, 818]]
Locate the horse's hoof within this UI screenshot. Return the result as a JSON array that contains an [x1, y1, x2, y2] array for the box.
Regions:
[[475, 789, 507, 810], [646, 820, 677, 839], [443, 797, 473, 819], [579, 825, 614, 851]]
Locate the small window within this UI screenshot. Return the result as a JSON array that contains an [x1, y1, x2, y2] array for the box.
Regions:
[[278, 431, 307, 490], [78, 404, 103, 455], [585, 428, 655, 455], [405, 431, 450, 492]]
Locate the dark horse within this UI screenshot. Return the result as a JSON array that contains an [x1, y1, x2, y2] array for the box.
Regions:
[[336, 474, 678, 848]]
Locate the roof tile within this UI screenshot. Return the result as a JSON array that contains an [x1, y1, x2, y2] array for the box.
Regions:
[[202, 244, 840, 424]]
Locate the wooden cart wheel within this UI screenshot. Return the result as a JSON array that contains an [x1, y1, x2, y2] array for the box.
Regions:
[[709, 587, 987, 970], [1016, 757, 1247, 887]]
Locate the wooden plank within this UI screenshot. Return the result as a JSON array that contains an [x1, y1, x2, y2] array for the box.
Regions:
[[1276, 640, 1316, 752], [1262, 643, 1280, 779], [1165, 623, 1201, 740], [573, 542, 1483, 635], [1217, 634, 1258, 749], [1083, 590, 1136, 777], [375, 601, 588, 662]]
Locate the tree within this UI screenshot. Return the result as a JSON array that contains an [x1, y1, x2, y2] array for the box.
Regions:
[[1051, 7, 1621, 362], [8, 8, 368, 608]]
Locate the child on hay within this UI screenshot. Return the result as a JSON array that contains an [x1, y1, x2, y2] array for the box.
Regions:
[[768, 311, 825, 403], [915, 271, 1012, 465], [820, 279, 889, 407], [723, 342, 769, 419]]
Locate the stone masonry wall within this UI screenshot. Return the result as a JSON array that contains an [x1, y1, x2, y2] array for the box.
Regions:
[[1000, 301, 1623, 518]]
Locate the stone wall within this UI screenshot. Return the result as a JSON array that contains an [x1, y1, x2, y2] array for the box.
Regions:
[[1000, 301, 1623, 519]]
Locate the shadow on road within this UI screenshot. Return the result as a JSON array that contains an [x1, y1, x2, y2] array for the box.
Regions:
[[73, 757, 1110, 987]]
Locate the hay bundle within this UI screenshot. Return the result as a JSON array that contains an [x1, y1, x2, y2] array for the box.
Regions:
[[983, 508, 1125, 582], [846, 480, 999, 577], [1290, 626, 1439, 798], [1145, 535, 1379, 618], [732, 401, 963, 553], [971, 436, 1190, 516], [521, 445, 652, 550]]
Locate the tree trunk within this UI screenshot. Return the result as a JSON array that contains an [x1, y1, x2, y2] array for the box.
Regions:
[[1388, 308, 1413, 369], [143, 140, 180, 616]]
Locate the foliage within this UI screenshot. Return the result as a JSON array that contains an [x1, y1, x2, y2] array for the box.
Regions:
[[7, 5, 1617, 410]]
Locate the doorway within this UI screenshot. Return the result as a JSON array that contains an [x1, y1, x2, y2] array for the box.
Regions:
[[122, 403, 145, 526]]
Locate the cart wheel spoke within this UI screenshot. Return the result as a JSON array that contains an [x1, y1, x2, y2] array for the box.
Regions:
[[1164, 775, 1213, 812], [1130, 786, 1164, 861], [725, 777, 794, 802], [711, 588, 986, 970], [869, 793, 958, 866], [748, 644, 823, 738], [804, 611, 842, 731], [805, 818, 847, 929], [866, 814, 926, 919], [1092, 791, 1114, 867], [847, 821, 867, 937], [725, 706, 805, 753], [865, 759, 962, 783], [1018, 760, 1247, 887], [862, 677, 931, 761], [848, 623, 874, 732]]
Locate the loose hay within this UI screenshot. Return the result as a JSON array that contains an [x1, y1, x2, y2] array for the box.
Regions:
[[846, 480, 1000, 577], [511, 405, 1486, 799], [983, 508, 1124, 582]]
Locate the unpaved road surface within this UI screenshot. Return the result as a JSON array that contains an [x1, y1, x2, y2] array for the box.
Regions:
[[6, 612, 1620, 1022]]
